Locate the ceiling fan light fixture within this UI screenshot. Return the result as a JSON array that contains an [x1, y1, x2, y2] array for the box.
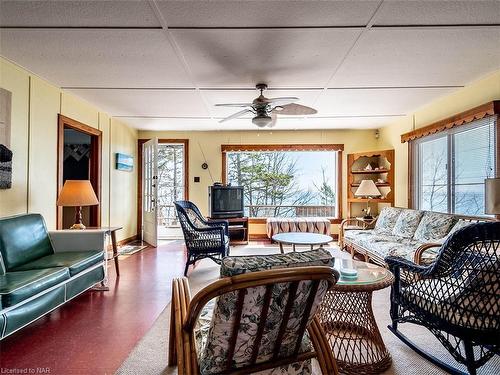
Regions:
[[252, 115, 272, 127]]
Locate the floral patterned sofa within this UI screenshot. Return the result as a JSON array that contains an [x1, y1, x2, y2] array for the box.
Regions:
[[340, 207, 492, 266]]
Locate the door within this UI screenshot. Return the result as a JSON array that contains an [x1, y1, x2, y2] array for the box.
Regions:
[[142, 138, 158, 247]]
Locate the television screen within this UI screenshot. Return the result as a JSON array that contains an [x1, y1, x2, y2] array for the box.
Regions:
[[209, 186, 244, 218]]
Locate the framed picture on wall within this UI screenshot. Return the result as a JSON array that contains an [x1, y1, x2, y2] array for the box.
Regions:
[[115, 153, 133, 172]]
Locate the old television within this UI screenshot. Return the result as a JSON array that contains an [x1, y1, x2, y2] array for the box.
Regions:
[[208, 185, 244, 218]]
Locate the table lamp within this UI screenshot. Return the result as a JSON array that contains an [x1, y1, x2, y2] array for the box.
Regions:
[[355, 180, 381, 219], [57, 180, 99, 229], [485, 177, 500, 217]]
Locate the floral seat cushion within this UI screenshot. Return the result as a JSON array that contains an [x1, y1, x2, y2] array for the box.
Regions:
[[197, 249, 334, 374]]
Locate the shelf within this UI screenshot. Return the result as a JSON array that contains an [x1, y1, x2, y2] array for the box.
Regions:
[[351, 183, 390, 187], [348, 198, 391, 203], [351, 169, 390, 174]]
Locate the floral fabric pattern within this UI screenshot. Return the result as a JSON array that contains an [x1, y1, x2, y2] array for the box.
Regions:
[[391, 209, 424, 238], [197, 249, 334, 374], [374, 207, 403, 234], [413, 212, 456, 242]]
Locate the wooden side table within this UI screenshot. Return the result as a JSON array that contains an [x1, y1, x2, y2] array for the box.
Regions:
[[318, 258, 394, 374], [80, 226, 122, 277]]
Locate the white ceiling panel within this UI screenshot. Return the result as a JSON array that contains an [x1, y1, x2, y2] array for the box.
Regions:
[[158, 1, 378, 27], [201, 89, 321, 117], [315, 87, 458, 116], [375, 1, 500, 26], [122, 115, 397, 131], [330, 27, 500, 87], [0, 29, 192, 88], [0, 0, 160, 27], [67, 89, 209, 117], [171, 28, 362, 88]]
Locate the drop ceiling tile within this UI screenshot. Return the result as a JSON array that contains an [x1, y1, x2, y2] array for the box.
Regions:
[[202, 89, 321, 117], [375, 0, 500, 26], [158, 1, 378, 27], [0, 0, 160, 27], [67, 89, 209, 117], [171, 28, 362, 88], [122, 117, 218, 131], [0, 29, 192, 88], [330, 27, 500, 87], [315, 87, 458, 116]]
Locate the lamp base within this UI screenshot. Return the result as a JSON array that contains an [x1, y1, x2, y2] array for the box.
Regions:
[[70, 222, 86, 230]]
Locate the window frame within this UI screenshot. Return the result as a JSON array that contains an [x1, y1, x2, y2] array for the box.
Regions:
[[221, 144, 343, 224], [411, 117, 498, 216]]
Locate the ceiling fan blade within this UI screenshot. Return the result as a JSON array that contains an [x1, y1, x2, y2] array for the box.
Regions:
[[267, 113, 278, 128], [277, 103, 317, 115], [219, 109, 252, 123], [215, 103, 253, 108], [267, 97, 299, 105]]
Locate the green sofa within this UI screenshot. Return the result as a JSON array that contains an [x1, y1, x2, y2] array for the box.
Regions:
[[0, 213, 106, 340]]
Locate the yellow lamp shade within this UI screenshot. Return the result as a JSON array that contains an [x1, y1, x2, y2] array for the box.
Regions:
[[57, 180, 99, 207], [355, 180, 381, 198]]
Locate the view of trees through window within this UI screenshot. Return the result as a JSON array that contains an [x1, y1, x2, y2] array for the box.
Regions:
[[226, 150, 338, 218], [415, 119, 495, 216], [157, 144, 184, 229]]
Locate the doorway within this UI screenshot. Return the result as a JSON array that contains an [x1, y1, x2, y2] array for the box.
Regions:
[[138, 139, 189, 246], [57, 115, 101, 229]]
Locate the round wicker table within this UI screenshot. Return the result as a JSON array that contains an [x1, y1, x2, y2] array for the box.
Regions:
[[317, 258, 394, 374]]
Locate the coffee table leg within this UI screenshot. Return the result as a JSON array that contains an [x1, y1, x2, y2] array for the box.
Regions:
[[292, 244, 296, 252], [279, 242, 284, 254], [317, 290, 392, 374]]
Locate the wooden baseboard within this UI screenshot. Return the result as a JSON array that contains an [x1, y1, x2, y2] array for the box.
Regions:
[[249, 233, 270, 241], [117, 234, 139, 247]]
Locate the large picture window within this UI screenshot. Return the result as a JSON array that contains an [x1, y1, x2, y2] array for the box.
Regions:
[[413, 117, 497, 216], [222, 145, 342, 220]]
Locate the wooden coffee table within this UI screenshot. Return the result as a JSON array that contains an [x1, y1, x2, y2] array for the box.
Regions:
[[317, 258, 394, 374], [272, 232, 333, 254]]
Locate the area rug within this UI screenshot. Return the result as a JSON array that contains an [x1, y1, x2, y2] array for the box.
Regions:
[[116, 245, 499, 375], [118, 240, 149, 256]]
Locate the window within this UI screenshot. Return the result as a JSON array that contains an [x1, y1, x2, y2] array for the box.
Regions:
[[222, 145, 342, 219], [413, 117, 497, 215]]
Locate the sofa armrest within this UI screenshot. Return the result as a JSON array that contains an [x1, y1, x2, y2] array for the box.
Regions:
[[49, 230, 107, 252]]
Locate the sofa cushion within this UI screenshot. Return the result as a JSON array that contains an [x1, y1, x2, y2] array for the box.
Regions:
[[374, 207, 403, 234], [12, 251, 104, 276], [0, 214, 54, 272], [0, 267, 70, 307], [392, 209, 424, 239], [413, 212, 456, 243]]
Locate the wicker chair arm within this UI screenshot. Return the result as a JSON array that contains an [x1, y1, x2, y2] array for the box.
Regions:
[[413, 243, 442, 265], [205, 219, 229, 235], [385, 256, 431, 275]]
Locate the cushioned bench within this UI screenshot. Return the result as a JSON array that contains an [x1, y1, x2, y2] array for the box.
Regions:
[[266, 217, 331, 239], [0, 214, 106, 340]]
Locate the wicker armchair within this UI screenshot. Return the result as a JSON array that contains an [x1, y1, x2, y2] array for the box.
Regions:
[[174, 200, 229, 276], [386, 222, 500, 375], [169, 266, 339, 374]]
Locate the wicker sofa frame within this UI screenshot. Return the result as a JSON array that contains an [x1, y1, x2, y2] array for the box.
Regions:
[[339, 211, 494, 266]]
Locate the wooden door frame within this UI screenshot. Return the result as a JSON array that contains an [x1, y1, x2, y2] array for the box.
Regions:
[[137, 139, 189, 237], [57, 114, 102, 229]]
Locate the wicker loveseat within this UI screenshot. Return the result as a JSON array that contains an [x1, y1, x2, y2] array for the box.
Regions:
[[340, 207, 493, 266]]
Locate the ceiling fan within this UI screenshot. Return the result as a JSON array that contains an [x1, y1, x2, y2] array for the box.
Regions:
[[215, 83, 317, 128]]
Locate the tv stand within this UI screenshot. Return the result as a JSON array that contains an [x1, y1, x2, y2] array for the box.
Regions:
[[209, 216, 248, 245]]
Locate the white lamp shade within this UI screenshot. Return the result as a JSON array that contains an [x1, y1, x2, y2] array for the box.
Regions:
[[485, 178, 500, 215], [355, 180, 381, 197]]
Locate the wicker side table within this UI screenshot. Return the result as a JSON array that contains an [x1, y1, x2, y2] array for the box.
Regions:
[[318, 258, 394, 374]]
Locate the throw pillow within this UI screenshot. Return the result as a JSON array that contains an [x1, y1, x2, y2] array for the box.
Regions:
[[413, 212, 456, 242], [374, 207, 403, 234], [392, 209, 424, 239]]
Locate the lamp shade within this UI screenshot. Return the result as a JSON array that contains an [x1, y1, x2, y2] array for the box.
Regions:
[[485, 177, 500, 215], [57, 180, 99, 207], [355, 180, 381, 197]]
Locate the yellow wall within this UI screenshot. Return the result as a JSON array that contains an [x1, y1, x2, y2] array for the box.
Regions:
[[138, 129, 380, 235], [378, 70, 500, 208], [0, 58, 138, 242]]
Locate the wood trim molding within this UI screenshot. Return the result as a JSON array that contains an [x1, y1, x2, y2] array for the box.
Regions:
[[136, 139, 189, 237], [57, 114, 102, 229], [221, 144, 344, 152], [401, 101, 500, 143]]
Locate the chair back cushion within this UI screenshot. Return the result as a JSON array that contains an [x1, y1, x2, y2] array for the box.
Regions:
[[198, 249, 335, 374], [0, 214, 54, 272], [374, 207, 402, 234], [391, 209, 424, 239], [413, 211, 456, 243]]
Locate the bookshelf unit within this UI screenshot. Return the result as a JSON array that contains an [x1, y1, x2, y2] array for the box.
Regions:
[[347, 149, 395, 218]]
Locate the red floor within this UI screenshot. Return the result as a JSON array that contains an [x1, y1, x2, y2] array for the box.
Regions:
[[0, 241, 185, 375]]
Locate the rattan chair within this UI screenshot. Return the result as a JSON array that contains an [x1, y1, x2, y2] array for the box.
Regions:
[[386, 221, 500, 375], [174, 200, 229, 276], [168, 266, 340, 375]]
